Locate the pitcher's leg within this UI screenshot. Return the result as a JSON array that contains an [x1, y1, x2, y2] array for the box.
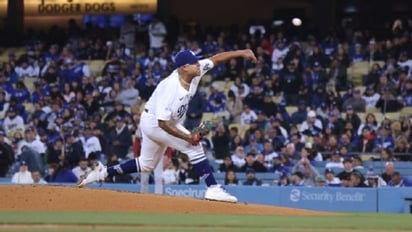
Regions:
[[153, 155, 164, 194]]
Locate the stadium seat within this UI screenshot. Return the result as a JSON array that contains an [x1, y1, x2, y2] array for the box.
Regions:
[[366, 107, 380, 114], [286, 106, 297, 115], [89, 60, 106, 76], [400, 107, 412, 117], [384, 112, 400, 121], [23, 102, 35, 114], [229, 123, 250, 138], [23, 78, 38, 93], [372, 113, 384, 123]]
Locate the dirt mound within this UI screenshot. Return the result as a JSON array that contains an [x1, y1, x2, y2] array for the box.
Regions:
[[0, 185, 332, 215]]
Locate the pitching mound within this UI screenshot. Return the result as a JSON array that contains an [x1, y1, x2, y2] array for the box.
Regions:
[[0, 185, 332, 216]]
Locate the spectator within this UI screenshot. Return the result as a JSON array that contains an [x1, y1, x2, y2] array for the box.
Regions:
[[45, 137, 63, 165], [355, 126, 376, 152], [394, 136, 412, 161], [362, 85, 380, 110], [292, 156, 320, 187], [184, 91, 206, 131], [219, 156, 238, 173], [119, 16, 136, 55], [350, 44, 366, 63], [207, 83, 227, 114], [231, 146, 246, 169], [325, 150, 344, 168], [357, 113, 379, 136], [148, 16, 167, 52], [240, 152, 267, 173], [279, 60, 302, 106], [116, 78, 140, 107], [324, 168, 341, 187], [226, 94, 243, 124], [64, 133, 85, 168], [11, 161, 33, 184], [0, 130, 14, 177], [363, 63, 382, 86], [375, 87, 403, 113], [377, 148, 397, 162], [381, 161, 395, 183], [329, 59, 348, 91], [60, 57, 91, 84], [388, 171, 412, 187], [108, 116, 133, 159], [350, 171, 368, 187], [15, 58, 36, 78], [211, 123, 230, 159], [31, 170, 47, 185], [352, 155, 365, 170], [397, 51, 412, 77], [244, 134, 264, 155], [402, 79, 412, 106], [366, 169, 387, 187], [344, 105, 361, 132], [243, 168, 262, 186], [342, 89, 366, 113], [224, 170, 239, 186], [373, 125, 395, 152], [324, 111, 345, 136], [240, 105, 257, 125], [3, 107, 25, 136], [71, 157, 91, 180], [82, 125, 102, 159], [20, 127, 46, 156], [162, 157, 178, 185], [267, 151, 287, 171], [315, 176, 327, 187], [300, 110, 323, 141], [336, 157, 358, 187], [290, 171, 305, 186], [244, 85, 264, 111], [291, 100, 308, 125], [46, 162, 78, 183], [271, 38, 289, 66]]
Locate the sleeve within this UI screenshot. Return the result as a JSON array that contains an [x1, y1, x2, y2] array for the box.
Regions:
[[82, 64, 91, 77], [94, 137, 102, 152], [191, 59, 214, 88], [155, 82, 173, 121]]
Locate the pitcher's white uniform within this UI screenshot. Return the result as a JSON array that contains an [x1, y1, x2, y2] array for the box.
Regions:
[[139, 59, 214, 171]]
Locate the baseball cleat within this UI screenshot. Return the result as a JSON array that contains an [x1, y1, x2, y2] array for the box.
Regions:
[[77, 161, 107, 188], [204, 185, 238, 203]]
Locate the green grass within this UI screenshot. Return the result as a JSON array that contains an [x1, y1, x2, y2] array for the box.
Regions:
[[0, 212, 411, 232]]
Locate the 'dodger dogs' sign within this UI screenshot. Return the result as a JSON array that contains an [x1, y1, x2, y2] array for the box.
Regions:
[[25, 0, 157, 16]]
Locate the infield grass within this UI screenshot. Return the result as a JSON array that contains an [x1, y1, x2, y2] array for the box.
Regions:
[[0, 212, 411, 232]]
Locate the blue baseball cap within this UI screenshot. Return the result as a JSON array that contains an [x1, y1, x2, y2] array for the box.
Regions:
[[174, 50, 199, 68]]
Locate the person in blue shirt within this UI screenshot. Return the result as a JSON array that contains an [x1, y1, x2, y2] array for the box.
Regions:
[[11, 81, 31, 104], [373, 125, 395, 152], [402, 79, 412, 106], [388, 172, 412, 187], [290, 171, 305, 186]]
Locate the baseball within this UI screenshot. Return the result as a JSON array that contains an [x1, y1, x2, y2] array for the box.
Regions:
[[292, 18, 302, 26]]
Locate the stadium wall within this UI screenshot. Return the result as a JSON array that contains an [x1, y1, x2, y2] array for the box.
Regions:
[[82, 184, 412, 213]]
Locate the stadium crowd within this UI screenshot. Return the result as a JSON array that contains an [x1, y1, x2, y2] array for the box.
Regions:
[[1, 16, 412, 187]]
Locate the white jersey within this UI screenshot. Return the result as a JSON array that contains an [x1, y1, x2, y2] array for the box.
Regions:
[[148, 21, 167, 49], [3, 116, 25, 135], [83, 136, 102, 158], [144, 59, 214, 125], [19, 139, 46, 154]]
